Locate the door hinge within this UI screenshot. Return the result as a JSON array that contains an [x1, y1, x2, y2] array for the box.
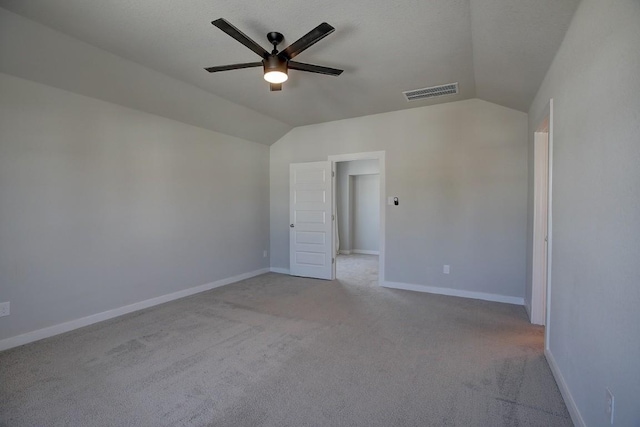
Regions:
[[332, 171, 335, 177], [332, 258, 335, 264], [332, 214, 335, 221]]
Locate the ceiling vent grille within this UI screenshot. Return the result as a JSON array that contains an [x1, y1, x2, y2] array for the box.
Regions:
[[403, 83, 459, 101]]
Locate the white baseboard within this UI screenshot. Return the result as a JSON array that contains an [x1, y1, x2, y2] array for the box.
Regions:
[[545, 348, 585, 427], [382, 281, 524, 305], [270, 267, 290, 275], [0, 268, 270, 352], [339, 250, 352, 255], [352, 249, 379, 255]]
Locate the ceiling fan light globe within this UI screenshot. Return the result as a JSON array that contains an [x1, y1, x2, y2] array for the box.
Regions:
[[264, 71, 288, 84]]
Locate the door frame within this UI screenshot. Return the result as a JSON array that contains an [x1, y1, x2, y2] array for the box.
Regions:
[[531, 121, 549, 325], [531, 99, 553, 349], [328, 151, 386, 285]]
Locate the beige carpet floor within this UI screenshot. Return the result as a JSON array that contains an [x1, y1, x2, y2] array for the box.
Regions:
[[0, 254, 571, 426]]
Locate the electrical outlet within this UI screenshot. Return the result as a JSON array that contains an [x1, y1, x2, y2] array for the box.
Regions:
[[0, 302, 9, 317], [263, 250, 268, 258], [605, 387, 614, 425], [443, 265, 450, 274]]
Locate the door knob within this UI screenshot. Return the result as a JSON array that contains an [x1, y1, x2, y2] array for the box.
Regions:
[[290, 224, 295, 228]]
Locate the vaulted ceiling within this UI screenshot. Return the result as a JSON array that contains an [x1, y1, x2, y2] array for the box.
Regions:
[[0, 0, 579, 129]]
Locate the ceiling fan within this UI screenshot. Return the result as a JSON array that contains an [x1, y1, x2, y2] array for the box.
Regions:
[[205, 18, 343, 91]]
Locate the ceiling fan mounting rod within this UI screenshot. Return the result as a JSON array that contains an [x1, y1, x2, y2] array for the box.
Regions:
[[267, 31, 284, 55]]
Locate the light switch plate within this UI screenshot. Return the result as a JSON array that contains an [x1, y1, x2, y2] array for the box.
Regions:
[[0, 302, 9, 317]]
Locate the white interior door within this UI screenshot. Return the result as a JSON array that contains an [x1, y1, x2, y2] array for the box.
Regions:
[[532, 129, 549, 325], [290, 161, 334, 280]]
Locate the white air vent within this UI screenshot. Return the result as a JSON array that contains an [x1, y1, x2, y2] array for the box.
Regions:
[[403, 83, 459, 101]]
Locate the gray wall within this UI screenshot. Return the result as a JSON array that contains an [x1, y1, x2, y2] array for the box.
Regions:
[[271, 99, 528, 299], [336, 160, 379, 252], [352, 175, 380, 253], [527, 0, 640, 425], [0, 73, 270, 341]]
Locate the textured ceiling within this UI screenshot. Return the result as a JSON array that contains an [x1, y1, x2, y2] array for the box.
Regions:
[[0, 0, 579, 127]]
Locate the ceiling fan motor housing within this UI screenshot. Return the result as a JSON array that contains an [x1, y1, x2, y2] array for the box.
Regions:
[[264, 54, 288, 73]]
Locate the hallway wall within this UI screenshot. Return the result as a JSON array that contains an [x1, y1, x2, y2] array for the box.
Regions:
[[352, 174, 380, 253]]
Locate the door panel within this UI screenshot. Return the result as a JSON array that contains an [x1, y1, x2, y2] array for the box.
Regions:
[[290, 162, 333, 280]]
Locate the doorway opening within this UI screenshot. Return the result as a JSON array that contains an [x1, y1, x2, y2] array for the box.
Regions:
[[334, 160, 380, 283], [287, 151, 385, 283], [328, 151, 386, 286], [531, 99, 553, 337]]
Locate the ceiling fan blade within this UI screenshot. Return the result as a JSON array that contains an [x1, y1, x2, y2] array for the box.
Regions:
[[212, 18, 269, 58], [279, 22, 335, 60], [204, 62, 263, 73], [288, 61, 343, 76], [270, 83, 282, 91]]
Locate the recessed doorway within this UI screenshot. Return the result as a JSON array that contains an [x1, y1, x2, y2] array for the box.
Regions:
[[335, 161, 380, 283], [531, 99, 553, 334], [328, 151, 386, 285]]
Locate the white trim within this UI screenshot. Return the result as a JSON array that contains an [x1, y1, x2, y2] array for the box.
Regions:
[[0, 268, 269, 352], [328, 151, 386, 286], [545, 99, 554, 351], [382, 281, 524, 305], [270, 267, 291, 275], [332, 161, 338, 279], [327, 151, 385, 163], [545, 348, 586, 427], [351, 249, 379, 255], [338, 250, 352, 255]]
